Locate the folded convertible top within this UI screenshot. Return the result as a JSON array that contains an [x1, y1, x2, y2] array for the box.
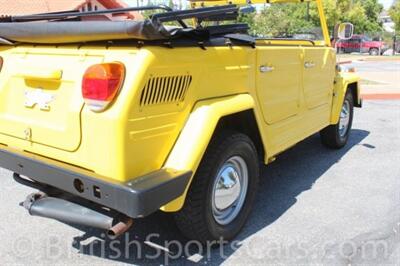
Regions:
[[0, 5, 246, 45], [0, 20, 176, 44]]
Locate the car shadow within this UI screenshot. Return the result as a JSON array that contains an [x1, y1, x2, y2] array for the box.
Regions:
[[70, 129, 370, 265]]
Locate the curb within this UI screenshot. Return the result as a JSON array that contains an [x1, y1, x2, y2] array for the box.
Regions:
[[338, 60, 352, 65], [362, 94, 400, 100]]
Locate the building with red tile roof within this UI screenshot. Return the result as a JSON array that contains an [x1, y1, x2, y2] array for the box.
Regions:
[[0, 0, 142, 20]]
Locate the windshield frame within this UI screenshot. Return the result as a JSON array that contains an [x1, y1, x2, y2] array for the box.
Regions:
[[189, 0, 331, 46]]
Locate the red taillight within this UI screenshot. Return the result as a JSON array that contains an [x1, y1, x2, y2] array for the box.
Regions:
[[82, 62, 125, 112]]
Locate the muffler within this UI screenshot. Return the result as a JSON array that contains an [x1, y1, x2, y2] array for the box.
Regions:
[[22, 193, 133, 238]]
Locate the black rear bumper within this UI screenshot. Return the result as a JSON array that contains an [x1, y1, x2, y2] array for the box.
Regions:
[[0, 146, 191, 218]]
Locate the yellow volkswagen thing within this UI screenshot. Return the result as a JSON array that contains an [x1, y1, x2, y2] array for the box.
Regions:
[[0, 0, 361, 242]]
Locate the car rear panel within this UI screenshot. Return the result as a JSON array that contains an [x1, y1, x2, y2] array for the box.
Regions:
[[0, 45, 144, 182], [0, 45, 199, 184], [0, 47, 104, 151]]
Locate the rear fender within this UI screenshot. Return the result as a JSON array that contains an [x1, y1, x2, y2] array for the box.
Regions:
[[161, 94, 257, 212], [331, 72, 361, 124]]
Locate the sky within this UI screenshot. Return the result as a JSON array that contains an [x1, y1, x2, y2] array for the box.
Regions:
[[379, 0, 394, 9]]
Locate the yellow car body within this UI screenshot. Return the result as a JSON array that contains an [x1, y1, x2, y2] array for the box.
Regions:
[[0, 0, 361, 224]]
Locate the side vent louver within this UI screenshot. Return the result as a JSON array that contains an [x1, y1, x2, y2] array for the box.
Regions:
[[140, 75, 192, 107]]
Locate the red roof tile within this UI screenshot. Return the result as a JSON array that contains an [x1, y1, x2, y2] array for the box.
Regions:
[[0, 0, 141, 19], [0, 0, 81, 16]]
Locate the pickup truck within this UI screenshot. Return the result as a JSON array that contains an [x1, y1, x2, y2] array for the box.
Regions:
[[0, 0, 362, 243], [335, 34, 389, 55]]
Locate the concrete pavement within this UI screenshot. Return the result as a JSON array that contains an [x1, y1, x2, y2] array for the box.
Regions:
[[338, 55, 400, 99]]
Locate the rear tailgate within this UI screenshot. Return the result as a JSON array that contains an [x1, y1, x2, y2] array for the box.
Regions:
[[0, 47, 104, 151]]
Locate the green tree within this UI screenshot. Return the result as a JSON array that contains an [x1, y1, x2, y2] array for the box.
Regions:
[[318, 0, 383, 34], [242, 0, 384, 37], [242, 3, 315, 37], [390, 0, 400, 32]]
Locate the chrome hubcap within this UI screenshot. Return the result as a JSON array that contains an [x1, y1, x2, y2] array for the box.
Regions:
[[339, 100, 350, 137], [212, 156, 248, 225]]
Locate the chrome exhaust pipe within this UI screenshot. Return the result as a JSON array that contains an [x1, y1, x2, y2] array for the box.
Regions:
[[22, 193, 133, 237], [107, 216, 134, 238]]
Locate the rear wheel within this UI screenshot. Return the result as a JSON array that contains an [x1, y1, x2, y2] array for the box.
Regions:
[[369, 48, 379, 56], [320, 90, 354, 149], [174, 131, 260, 243]]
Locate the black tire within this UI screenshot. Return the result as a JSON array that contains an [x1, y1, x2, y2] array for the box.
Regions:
[[320, 90, 354, 149], [174, 131, 260, 243], [369, 48, 379, 56]]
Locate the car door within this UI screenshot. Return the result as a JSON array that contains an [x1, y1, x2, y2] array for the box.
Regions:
[[256, 46, 302, 125], [302, 47, 336, 110], [350, 37, 362, 53], [361, 36, 372, 53], [340, 39, 350, 53]]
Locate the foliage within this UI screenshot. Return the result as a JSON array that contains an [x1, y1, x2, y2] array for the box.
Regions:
[[390, 0, 400, 32], [243, 3, 315, 37], [346, 0, 383, 33], [240, 0, 384, 37]]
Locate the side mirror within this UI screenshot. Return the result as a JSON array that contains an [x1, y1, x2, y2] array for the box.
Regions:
[[335, 23, 354, 40]]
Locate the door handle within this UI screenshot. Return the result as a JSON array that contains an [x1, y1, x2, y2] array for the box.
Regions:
[[304, 61, 316, 69], [260, 65, 275, 73]]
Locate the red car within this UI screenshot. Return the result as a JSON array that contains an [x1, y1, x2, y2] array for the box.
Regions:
[[335, 35, 389, 55]]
